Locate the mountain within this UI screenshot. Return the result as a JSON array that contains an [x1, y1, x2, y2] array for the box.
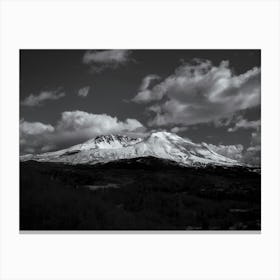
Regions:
[[20, 131, 240, 167]]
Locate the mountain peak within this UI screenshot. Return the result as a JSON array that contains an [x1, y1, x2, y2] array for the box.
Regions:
[[79, 134, 142, 150], [149, 131, 180, 138], [150, 131, 172, 136], [20, 131, 241, 167]]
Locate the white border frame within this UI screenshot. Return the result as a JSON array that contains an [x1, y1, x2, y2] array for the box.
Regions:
[[1, 0, 280, 279]]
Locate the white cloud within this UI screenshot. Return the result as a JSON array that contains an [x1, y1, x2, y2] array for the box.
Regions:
[[206, 142, 260, 165], [20, 111, 145, 154], [82, 50, 132, 72], [132, 59, 260, 127], [170, 126, 188, 133], [41, 145, 57, 152], [20, 120, 55, 154], [242, 129, 261, 166], [78, 86, 90, 98], [228, 118, 260, 132], [207, 143, 244, 161], [247, 145, 261, 152], [132, 74, 161, 103], [251, 130, 261, 146], [243, 147, 261, 166], [21, 89, 65, 107], [139, 74, 160, 91], [56, 111, 143, 135], [20, 120, 54, 135]]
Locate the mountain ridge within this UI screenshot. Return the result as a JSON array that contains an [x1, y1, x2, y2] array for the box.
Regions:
[[20, 131, 241, 167]]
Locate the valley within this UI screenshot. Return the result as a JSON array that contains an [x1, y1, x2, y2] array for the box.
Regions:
[[20, 158, 261, 230]]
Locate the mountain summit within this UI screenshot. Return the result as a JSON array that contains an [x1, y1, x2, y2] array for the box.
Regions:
[[20, 132, 240, 166]]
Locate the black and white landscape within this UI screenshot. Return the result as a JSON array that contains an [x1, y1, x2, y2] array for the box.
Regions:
[[20, 50, 261, 230]]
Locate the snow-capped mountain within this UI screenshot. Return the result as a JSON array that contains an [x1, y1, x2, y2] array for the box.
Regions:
[[20, 132, 240, 166]]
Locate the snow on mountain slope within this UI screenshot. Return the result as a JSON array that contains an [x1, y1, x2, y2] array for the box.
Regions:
[[20, 132, 240, 166]]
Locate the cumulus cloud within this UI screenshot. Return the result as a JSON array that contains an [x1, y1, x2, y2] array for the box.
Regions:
[[21, 88, 65, 107], [207, 143, 244, 161], [78, 86, 90, 98], [82, 50, 132, 72], [132, 74, 161, 103], [140, 75, 160, 91], [250, 130, 261, 146], [207, 141, 260, 166], [20, 111, 145, 154], [41, 145, 56, 152], [132, 59, 260, 127], [56, 111, 143, 135], [242, 128, 261, 166], [241, 128, 261, 166], [243, 147, 260, 166], [228, 118, 260, 132], [20, 120, 54, 135], [170, 126, 188, 133], [20, 120, 55, 153]]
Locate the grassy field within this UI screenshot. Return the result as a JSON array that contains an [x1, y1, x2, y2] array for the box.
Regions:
[[20, 158, 261, 230]]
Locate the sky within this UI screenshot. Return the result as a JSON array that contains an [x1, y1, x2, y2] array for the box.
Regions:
[[20, 50, 261, 165]]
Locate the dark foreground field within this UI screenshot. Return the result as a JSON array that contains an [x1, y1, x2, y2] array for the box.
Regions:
[[20, 157, 261, 230]]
